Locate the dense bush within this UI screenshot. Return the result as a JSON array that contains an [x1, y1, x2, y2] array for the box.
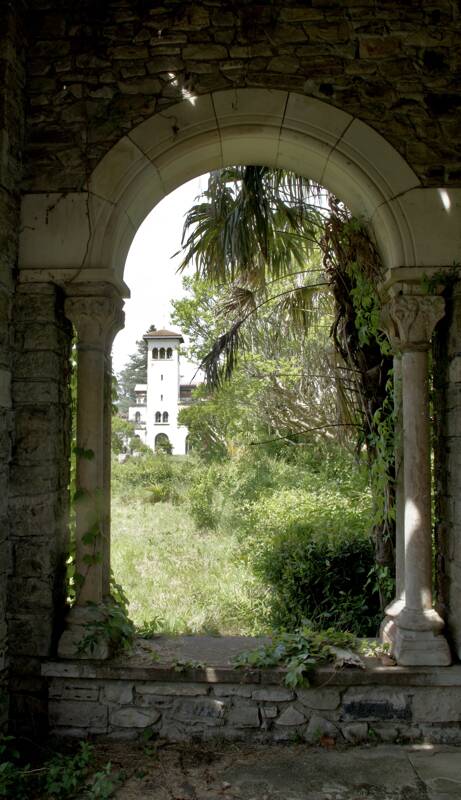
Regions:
[[239, 482, 379, 636]]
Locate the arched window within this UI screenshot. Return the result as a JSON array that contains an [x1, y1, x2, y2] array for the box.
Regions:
[[167, 347, 173, 359], [135, 411, 141, 423], [152, 348, 158, 359], [162, 411, 169, 423], [159, 347, 166, 359], [155, 433, 171, 454], [155, 411, 161, 423]]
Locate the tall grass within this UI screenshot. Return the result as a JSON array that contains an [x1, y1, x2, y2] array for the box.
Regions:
[[111, 445, 378, 637], [111, 471, 269, 635]]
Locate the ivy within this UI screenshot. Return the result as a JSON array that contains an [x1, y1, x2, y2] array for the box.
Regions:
[[232, 623, 359, 688]]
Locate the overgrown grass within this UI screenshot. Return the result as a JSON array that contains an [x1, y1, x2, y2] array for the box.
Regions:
[[111, 472, 269, 635], [111, 445, 379, 638]]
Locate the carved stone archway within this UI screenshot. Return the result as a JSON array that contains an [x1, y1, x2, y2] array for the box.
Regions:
[[18, 89, 461, 665]]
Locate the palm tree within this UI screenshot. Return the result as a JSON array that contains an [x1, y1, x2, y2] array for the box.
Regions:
[[179, 165, 395, 607]]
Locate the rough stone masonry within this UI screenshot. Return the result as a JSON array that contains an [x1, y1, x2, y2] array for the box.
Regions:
[[1, 0, 461, 735]]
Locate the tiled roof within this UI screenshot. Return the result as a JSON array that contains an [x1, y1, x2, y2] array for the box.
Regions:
[[143, 328, 184, 341]]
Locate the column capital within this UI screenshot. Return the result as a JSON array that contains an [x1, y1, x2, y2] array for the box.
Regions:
[[65, 294, 124, 351], [381, 293, 445, 352]]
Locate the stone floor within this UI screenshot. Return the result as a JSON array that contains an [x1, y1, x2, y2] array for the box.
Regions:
[[96, 742, 461, 799]]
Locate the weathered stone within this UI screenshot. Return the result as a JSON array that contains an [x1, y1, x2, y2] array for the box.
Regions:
[[172, 698, 226, 725], [227, 704, 260, 728], [137, 683, 207, 696], [341, 722, 369, 742], [49, 700, 107, 729], [183, 45, 228, 60], [103, 682, 134, 704], [275, 706, 306, 726], [252, 688, 294, 702], [297, 688, 341, 710], [413, 688, 461, 722], [49, 681, 99, 701], [111, 706, 160, 728], [213, 685, 253, 698], [342, 688, 412, 721], [118, 78, 162, 95], [304, 714, 340, 742]]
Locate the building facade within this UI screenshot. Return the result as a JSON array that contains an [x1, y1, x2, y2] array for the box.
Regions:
[[128, 329, 194, 455]]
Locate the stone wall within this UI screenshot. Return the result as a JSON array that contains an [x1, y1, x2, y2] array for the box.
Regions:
[[434, 281, 461, 660], [0, 0, 26, 731], [25, 0, 461, 193], [8, 282, 72, 734], [43, 661, 461, 744]]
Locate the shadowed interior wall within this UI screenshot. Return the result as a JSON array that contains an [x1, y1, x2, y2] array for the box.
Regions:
[[0, 0, 26, 731]]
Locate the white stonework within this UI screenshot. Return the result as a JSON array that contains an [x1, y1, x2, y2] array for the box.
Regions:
[[128, 328, 195, 455]]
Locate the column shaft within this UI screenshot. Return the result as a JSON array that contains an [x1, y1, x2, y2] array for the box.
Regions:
[[402, 349, 432, 612], [74, 343, 105, 605]]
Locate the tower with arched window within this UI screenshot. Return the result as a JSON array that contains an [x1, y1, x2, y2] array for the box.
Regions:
[[143, 328, 190, 455]]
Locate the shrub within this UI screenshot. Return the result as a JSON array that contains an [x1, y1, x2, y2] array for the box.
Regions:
[[187, 466, 218, 530], [243, 485, 379, 636]]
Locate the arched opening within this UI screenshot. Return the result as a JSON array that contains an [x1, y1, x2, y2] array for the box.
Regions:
[[152, 348, 158, 359], [155, 433, 171, 454], [155, 411, 161, 423], [24, 89, 454, 665]]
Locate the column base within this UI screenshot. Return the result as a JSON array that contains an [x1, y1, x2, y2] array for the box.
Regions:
[[381, 603, 452, 665], [392, 627, 451, 666], [58, 605, 111, 660]]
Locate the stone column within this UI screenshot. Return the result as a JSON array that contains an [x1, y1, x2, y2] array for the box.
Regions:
[[102, 308, 124, 599], [58, 291, 123, 658], [380, 353, 405, 642], [383, 292, 451, 665]]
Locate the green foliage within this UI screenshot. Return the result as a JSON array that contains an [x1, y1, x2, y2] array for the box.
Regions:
[[233, 623, 358, 688], [224, 449, 380, 636], [111, 416, 141, 455], [0, 739, 120, 800], [116, 325, 155, 413], [186, 465, 217, 529], [78, 581, 135, 656]]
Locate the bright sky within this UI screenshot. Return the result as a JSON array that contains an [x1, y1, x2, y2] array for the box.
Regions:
[[112, 174, 207, 380]]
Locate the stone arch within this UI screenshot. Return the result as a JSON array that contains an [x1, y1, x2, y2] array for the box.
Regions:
[[19, 89, 461, 290], [24, 89, 457, 667]]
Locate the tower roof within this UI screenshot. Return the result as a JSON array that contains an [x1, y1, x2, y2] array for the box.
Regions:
[[143, 328, 184, 342]]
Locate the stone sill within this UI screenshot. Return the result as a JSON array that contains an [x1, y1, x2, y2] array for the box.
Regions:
[[42, 635, 461, 688]]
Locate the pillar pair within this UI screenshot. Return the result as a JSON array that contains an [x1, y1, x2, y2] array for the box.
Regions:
[[58, 287, 124, 659], [381, 287, 451, 665]]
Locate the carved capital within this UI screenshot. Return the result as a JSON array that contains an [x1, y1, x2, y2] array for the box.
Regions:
[[381, 294, 445, 352], [65, 296, 124, 351]]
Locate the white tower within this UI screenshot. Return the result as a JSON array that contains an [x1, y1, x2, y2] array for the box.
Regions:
[[144, 328, 188, 455]]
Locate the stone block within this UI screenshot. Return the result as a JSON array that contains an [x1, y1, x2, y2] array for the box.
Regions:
[[304, 714, 340, 743], [341, 722, 369, 742], [275, 706, 306, 726], [297, 688, 341, 710], [111, 706, 160, 728], [226, 703, 260, 728], [341, 688, 412, 721], [49, 700, 107, 730], [252, 688, 294, 702], [171, 698, 226, 726], [136, 682, 207, 696], [103, 682, 134, 704], [213, 684, 253, 698], [49, 680, 100, 702], [412, 688, 461, 722], [261, 705, 278, 719]]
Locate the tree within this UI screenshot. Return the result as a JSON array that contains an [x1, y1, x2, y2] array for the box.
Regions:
[[178, 166, 395, 605], [116, 324, 156, 413]]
